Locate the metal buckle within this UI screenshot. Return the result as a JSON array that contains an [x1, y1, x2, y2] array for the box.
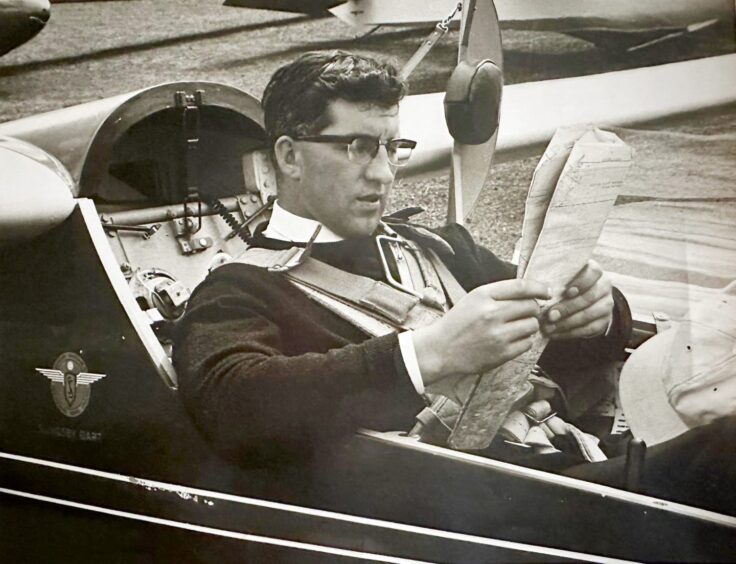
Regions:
[[375, 234, 425, 299], [268, 225, 321, 272], [375, 233, 447, 310]]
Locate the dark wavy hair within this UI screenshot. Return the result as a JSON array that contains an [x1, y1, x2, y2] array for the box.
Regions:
[[262, 50, 407, 148]]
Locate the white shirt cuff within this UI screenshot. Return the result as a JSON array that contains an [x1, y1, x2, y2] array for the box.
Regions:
[[398, 330, 425, 395]]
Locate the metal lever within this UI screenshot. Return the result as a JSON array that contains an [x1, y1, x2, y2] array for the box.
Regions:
[[102, 223, 160, 239], [225, 195, 276, 240]]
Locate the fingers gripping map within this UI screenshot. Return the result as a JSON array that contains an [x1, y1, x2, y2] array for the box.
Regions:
[[449, 125, 633, 450]]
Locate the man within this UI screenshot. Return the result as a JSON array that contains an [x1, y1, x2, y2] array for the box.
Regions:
[[173, 50, 629, 472], [174, 51, 736, 514]]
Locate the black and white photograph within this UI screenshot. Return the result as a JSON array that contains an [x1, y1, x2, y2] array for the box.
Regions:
[[1, 1, 735, 562]]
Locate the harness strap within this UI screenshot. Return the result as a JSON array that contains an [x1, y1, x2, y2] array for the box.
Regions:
[[427, 248, 467, 305], [231, 246, 445, 332], [291, 280, 395, 337], [232, 242, 605, 460], [291, 258, 444, 330]]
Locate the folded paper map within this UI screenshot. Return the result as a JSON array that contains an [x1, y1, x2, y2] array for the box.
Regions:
[[448, 125, 633, 450]]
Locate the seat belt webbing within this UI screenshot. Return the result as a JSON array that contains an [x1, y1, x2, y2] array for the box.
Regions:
[[291, 279, 396, 337], [426, 248, 467, 306], [231, 247, 446, 332]]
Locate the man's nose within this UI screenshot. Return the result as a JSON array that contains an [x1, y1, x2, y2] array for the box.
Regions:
[[364, 146, 396, 184]]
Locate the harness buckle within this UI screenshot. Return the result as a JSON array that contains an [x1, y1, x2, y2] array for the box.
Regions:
[[375, 234, 445, 310], [268, 224, 322, 272]]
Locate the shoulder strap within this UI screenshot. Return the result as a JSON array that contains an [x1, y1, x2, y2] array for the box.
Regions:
[[426, 248, 467, 306], [231, 246, 444, 333], [291, 280, 396, 337]]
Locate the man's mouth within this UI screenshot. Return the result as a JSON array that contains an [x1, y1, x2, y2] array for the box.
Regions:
[[357, 194, 381, 203]]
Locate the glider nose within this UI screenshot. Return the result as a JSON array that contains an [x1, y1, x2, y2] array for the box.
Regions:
[[0, 0, 51, 56], [27, 0, 51, 27]]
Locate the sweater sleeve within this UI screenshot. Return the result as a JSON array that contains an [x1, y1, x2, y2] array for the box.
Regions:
[[173, 265, 422, 467], [430, 222, 517, 289], [538, 286, 633, 374]]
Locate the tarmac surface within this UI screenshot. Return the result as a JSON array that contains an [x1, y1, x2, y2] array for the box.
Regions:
[[1, 0, 735, 257]]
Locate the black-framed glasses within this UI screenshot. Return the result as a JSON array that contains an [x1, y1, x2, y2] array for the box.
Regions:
[[293, 135, 417, 167]]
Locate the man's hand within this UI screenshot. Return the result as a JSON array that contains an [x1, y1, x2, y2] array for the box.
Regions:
[[542, 259, 614, 340], [413, 279, 551, 388]]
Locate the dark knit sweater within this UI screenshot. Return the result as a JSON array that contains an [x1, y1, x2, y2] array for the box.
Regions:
[[173, 222, 630, 467]]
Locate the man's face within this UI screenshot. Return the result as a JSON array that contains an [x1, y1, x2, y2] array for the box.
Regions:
[[287, 99, 400, 238]]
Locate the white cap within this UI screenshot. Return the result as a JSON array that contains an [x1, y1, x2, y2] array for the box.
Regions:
[[619, 284, 736, 446]]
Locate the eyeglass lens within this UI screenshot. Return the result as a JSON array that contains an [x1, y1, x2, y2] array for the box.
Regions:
[[349, 138, 415, 166]]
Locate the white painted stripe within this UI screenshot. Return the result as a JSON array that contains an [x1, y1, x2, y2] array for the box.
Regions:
[[0, 450, 630, 563], [360, 430, 736, 528], [0, 487, 426, 564]]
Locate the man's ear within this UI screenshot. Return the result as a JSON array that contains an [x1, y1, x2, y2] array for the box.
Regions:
[[273, 135, 301, 180]]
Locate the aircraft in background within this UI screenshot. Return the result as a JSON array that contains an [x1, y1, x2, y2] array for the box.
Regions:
[[223, 0, 338, 15], [0, 0, 50, 56], [225, 0, 735, 51], [1, 0, 736, 560]]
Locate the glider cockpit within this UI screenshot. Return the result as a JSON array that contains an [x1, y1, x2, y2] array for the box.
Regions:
[[1, 82, 276, 383], [0, 82, 279, 489], [2, 79, 736, 563], [2, 0, 736, 552], [80, 86, 275, 340]]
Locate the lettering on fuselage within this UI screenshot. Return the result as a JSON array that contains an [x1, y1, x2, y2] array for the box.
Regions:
[[37, 424, 103, 442]]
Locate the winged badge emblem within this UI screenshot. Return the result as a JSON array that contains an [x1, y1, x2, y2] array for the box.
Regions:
[[34, 352, 106, 417]]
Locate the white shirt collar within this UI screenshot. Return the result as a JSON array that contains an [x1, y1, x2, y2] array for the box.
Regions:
[[262, 200, 345, 243]]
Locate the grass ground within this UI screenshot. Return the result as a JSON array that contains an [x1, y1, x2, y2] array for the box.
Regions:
[[1, 0, 734, 257]]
